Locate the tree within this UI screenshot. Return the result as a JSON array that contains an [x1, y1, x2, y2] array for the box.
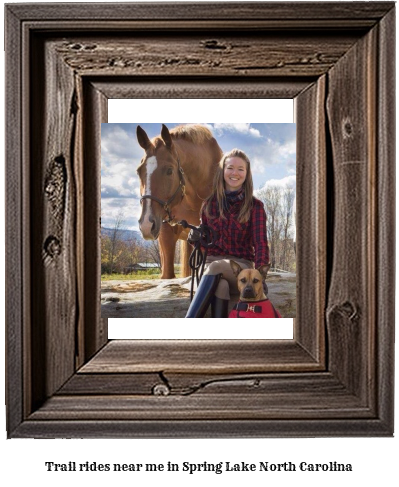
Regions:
[[256, 184, 296, 272], [101, 234, 111, 273], [101, 210, 125, 274], [281, 186, 295, 270], [257, 186, 283, 269], [117, 238, 141, 274], [147, 240, 162, 269]]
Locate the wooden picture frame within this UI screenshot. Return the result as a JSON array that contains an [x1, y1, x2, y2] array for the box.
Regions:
[[5, 2, 395, 438]]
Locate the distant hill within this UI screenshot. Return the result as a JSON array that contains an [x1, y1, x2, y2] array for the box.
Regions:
[[101, 227, 143, 242]]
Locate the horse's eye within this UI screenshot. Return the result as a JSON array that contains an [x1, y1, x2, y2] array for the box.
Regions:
[[166, 168, 173, 175]]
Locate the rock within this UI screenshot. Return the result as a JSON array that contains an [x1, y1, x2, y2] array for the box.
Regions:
[[101, 272, 296, 319]]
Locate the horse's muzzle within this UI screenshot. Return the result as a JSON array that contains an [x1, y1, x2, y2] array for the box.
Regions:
[[139, 212, 161, 240]]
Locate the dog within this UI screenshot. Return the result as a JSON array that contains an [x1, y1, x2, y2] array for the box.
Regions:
[[228, 260, 281, 318]]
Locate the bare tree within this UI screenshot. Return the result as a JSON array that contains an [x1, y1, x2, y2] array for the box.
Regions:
[[116, 238, 142, 274], [257, 186, 283, 269], [107, 210, 125, 274], [174, 238, 181, 264], [256, 184, 296, 272], [147, 240, 162, 269], [281, 186, 295, 270]]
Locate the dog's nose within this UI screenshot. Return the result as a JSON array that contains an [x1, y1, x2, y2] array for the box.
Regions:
[[243, 286, 256, 298]]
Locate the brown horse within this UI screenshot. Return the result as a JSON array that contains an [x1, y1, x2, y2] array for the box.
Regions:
[[136, 124, 223, 279]]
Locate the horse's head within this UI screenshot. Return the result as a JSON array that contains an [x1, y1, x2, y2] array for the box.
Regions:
[[136, 124, 185, 240]]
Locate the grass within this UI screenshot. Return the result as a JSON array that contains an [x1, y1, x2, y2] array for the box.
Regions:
[[101, 267, 183, 281], [101, 272, 161, 281]]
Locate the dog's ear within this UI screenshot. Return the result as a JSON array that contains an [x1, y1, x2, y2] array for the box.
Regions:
[[257, 263, 271, 280], [230, 260, 242, 277]]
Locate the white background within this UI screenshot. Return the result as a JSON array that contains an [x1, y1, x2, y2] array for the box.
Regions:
[[1, 1, 397, 486]]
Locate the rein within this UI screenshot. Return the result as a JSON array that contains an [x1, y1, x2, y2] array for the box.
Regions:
[[178, 220, 215, 302], [140, 154, 186, 223]]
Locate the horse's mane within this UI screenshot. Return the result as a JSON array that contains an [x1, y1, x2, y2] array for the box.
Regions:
[[170, 124, 214, 144], [152, 124, 214, 148]]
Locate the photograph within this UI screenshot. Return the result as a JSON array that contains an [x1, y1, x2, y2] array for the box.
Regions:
[[101, 122, 296, 328]]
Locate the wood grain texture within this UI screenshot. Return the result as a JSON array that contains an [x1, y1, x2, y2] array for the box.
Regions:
[[29, 37, 79, 408], [295, 75, 326, 363], [20, 19, 385, 33], [61, 371, 356, 397], [28, 392, 371, 421], [59, 372, 163, 395], [326, 26, 377, 404], [79, 340, 320, 374], [13, 418, 391, 439], [5, 5, 24, 436], [33, 371, 376, 423], [53, 34, 359, 78], [81, 81, 108, 362], [92, 79, 311, 99], [5, 2, 395, 438], [376, 7, 395, 432], [7, 2, 394, 22]]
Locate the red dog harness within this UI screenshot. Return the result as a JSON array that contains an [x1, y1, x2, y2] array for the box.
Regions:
[[229, 299, 281, 318]]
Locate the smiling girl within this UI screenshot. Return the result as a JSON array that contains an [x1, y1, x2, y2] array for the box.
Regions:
[[185, 148, 270, 318]]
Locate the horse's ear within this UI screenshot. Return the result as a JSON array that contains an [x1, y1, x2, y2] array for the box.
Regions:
[[161, 124, 173, 149], [136, 125, 153, 151]]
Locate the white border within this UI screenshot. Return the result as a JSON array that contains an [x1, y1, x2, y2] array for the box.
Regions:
[[108, 99, 294, 123], [108, 317, 294, 339]]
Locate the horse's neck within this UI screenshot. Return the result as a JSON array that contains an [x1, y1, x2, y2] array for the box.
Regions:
[[176, 141, 218, 200]]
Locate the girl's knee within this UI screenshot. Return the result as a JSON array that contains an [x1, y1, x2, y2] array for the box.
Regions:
[[205, 261, 225, 275]]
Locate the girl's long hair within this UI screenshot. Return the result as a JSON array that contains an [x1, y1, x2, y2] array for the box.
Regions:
[[203, 148, 254, 223]]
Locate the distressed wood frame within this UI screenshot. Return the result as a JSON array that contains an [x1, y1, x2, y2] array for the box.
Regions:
[[5, 2, 395, 438]]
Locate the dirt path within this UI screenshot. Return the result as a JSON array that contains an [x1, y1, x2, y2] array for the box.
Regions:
[[101, 272, 296, 319]]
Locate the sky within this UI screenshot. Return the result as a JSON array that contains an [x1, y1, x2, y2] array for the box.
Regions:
[[101, 123, 296, 230]]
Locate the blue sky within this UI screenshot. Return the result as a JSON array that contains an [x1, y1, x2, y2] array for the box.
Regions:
[[101, 123, 296, 230]]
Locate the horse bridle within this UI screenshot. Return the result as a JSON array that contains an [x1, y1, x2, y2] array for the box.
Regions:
[[140, 154, 186, 223]]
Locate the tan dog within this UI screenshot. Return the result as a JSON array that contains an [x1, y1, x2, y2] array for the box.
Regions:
[[230, 260, 270, 301], [229, 260, 281, 318]]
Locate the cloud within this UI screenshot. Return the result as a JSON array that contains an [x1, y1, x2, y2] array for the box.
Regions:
[[101, 197, 141, 231], [213, 123, 261, 138], [251, 137, 296, 174], [101, 124, 142, 163], [259, 175, 296, 190], [101, 124, 144, 199], [101, 160, 141, 199], [273, 138, 296, 158]]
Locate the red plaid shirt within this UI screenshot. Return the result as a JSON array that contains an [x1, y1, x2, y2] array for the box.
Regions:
[[201, 191, 269, 268]]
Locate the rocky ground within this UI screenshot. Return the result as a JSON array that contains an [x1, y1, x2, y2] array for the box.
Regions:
[[101, 272, 296, 319]]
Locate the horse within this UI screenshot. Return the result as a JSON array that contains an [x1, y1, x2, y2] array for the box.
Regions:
[[136, 124, 223, 279]]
